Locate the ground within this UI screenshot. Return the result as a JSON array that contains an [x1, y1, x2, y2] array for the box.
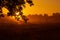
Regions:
[[0, 23, 60, 40]]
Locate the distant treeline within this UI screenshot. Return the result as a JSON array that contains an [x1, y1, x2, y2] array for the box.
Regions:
[[27, 12, 60, 24]]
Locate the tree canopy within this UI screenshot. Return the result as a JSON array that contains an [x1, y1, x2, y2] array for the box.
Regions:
[[0, 0, 34, 23]]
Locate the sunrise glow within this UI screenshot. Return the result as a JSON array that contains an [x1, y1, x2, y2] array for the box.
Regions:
[[16, 12, 20, 16], [2, 0, 60, 16]]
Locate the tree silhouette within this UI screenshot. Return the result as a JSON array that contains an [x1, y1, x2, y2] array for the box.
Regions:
[[0, 0, 34, 23]]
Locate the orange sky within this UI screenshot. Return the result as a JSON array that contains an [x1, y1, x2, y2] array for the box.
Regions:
[[2, 0, 60, 16]]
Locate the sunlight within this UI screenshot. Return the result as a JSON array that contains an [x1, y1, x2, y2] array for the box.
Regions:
[[16, 12, 20, 16]]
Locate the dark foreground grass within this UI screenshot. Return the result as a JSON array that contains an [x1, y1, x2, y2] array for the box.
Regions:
[[0, 23, 60, 40]]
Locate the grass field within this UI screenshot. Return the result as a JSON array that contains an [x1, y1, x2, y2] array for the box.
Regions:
[[0, 23, 60, 40]]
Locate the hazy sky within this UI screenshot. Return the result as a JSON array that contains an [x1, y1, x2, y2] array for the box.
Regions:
[[3, 0, 60, 16], [23, 0, 60, 16]]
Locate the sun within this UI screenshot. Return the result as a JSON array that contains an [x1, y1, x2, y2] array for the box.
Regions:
[[15, 12, 20, 16]]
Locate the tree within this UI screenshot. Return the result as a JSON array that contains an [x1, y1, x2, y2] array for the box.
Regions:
[[0, 0, 34, 23]]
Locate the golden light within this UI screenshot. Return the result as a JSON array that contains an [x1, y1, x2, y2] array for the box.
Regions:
[[18, 16, 20, 18], [15, 12, 21, 19], [2, 0, 60, 16], [16, 12, 20, 16], [15, 12, 23, 21]]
